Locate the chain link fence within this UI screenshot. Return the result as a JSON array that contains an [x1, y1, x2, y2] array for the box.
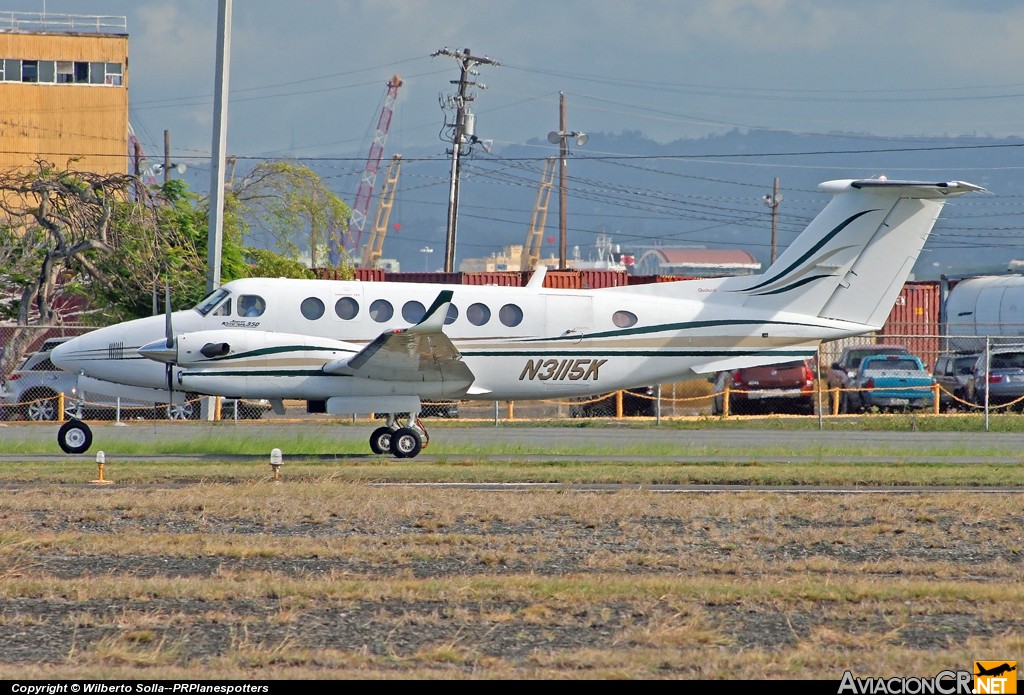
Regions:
[[4, 326, 1021, 424]]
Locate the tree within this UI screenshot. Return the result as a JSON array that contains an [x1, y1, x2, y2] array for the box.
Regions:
[[227, 161, 353, 274], [0, 160, 176, 374]]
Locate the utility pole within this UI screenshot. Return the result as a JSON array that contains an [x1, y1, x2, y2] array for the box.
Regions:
[[163, 130, 171, 184], [763, 177, 783, 265], [547, 92, 586, 270], [433, 47, 499, 273], [207, 0, 232, 294]]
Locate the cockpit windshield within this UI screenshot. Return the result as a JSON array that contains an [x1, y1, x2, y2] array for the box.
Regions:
[[194, 288, 230, 316]]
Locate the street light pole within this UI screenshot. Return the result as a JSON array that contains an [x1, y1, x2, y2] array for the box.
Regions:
[[558, 93, 568, 270], [762, 177, 783, 265]]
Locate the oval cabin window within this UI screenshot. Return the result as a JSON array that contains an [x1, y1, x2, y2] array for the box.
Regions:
[[499, 304, 524, 327], [467, 303, 490, 326], [335, 296, 359, 320], [369, 299, 394, 323], [613, 310, 638, 328], [301, 297, 325, 320]]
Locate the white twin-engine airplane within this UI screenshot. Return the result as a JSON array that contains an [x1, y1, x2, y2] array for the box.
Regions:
[[51, 178, 982, 457]]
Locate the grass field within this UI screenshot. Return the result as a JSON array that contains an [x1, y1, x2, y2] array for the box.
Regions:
[[0, 417, 1022, 680]]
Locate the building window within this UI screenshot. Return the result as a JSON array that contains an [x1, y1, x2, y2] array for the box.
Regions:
[[21, 60, 38, 83], [0, 58, 122, 86], [56, 61, 73, 83], [300, 297, 325, 321], [89, 62, 105, 84], [369, 299, 393, 323], [104, 62, 122, 85], [37, 60, 55, 83], [335, 296, 359, 320], [467, 303, 490, 326]]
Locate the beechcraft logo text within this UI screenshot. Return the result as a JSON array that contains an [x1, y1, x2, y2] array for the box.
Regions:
[[974, 662, 1017, 694]]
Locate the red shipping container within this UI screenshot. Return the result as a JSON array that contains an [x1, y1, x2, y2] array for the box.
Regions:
[[880, 281, 941, 369], [579, 269, 629, 289], [463, 272, 523, 287], [352, 268, 386, 282], [542, 270, 582, 289], [385, 272, 462, 284]]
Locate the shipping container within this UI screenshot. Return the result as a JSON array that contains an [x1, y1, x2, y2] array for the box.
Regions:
[[352, 268, 385, 282], [879, 281, 940, 368], [462, 272, 523, 287], [579, 269, 629, 289], [542, 270, 582, 290], [384, 272, 462, 284]]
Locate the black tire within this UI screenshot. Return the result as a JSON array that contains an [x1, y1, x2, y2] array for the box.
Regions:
[[369, 426, 393, 454], [389, 427, 422, 458], [57, 419, 93, 454]]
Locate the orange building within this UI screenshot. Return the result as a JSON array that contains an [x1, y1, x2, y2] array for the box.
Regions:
[[0, 13, 128, 176]]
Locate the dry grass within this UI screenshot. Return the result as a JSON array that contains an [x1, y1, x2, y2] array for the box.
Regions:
[[0, 477, 1021, 679]]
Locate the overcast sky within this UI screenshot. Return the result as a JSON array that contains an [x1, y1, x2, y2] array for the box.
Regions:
[[7, 0, 1024, 165]]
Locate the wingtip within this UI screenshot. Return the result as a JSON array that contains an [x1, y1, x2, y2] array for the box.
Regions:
[[408, 290, 454, 334]]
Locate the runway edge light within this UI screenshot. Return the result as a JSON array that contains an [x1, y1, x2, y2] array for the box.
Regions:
[[270, 448, 283, 481], [90, 450, 113, 485]]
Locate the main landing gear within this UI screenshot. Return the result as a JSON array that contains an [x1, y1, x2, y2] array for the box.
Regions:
[[369, 413, 430, 458]]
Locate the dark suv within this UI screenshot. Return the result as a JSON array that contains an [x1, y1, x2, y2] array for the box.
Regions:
[[933, 353, 980, 412], [966, 348, 1024, 411]]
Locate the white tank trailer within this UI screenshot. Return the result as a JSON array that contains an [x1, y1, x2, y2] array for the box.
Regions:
[[943, 275, 1024, 352]]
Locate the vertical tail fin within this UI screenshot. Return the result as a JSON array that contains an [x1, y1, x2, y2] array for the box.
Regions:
[[722, 179, 983, 326]]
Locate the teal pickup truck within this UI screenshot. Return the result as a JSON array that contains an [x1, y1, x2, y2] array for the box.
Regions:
[[846, 354, 936, 413]]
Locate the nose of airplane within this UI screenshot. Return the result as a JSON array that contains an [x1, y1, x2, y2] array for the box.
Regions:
[[49, 333, 82, 373]]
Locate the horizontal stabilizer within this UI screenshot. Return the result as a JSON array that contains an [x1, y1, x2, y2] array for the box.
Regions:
[[717, 178, 984, 327]]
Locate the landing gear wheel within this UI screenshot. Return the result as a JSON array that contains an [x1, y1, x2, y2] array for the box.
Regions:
[[389, 427, 422, 458], [369, 426, 393, 454], [58, 419, 93, 454]]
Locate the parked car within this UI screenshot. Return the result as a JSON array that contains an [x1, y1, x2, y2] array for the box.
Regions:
[[966, 347, 1024, 411], [827, 343, 911, 393], [570, 386, 657, 417], [844, 354, 935, 413], [932, 353, 981, 412], [0, 337, 269, 421], [709, 359, 818, 415]]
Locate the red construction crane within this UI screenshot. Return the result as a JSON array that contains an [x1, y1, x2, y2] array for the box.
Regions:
[[333, 75, 403, 266]]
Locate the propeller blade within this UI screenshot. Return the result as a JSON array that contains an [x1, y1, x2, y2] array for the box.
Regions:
[[164, 282, 174, 349], [163, 281, 174, 417]]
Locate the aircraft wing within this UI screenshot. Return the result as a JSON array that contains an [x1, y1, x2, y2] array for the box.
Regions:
[[322, 290, 475, 388]]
